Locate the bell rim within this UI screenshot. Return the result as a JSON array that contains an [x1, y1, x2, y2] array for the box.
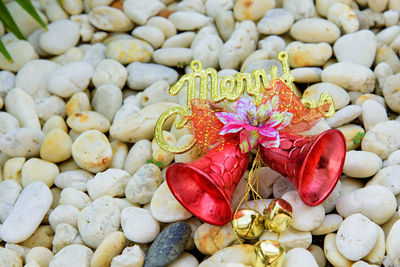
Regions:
[[166, 162, 233, 226], [298, 129, 346, 206]]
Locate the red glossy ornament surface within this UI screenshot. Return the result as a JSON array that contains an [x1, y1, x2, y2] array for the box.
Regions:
[[166, 141, 249, 226], [260, 129, 346, 206]]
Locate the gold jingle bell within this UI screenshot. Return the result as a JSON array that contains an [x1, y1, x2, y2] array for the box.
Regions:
[[264, 199, 293, 233], [231, 208, 265, 240], [252, 240, 285, 267]]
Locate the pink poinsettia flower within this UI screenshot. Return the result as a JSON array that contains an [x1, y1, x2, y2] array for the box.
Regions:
[[215, 97, 293, 153]]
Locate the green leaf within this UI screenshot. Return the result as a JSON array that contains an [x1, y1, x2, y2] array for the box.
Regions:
[[0, 39, 12, 62], [0, 0, 25, 39], [154, 161, 163, 168], [146, 159, 153, 164], [352, 131, 365, 145], [16, 0, 47, 30]]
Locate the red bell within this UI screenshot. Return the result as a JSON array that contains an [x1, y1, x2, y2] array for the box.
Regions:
[[166, 141, 249, 226], [260, 129, 346, 206]]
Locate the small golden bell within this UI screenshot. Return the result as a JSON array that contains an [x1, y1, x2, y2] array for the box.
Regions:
[[252, 240, 285, 267], [264, 199, 293, 233], [231, 209, 265, 240]]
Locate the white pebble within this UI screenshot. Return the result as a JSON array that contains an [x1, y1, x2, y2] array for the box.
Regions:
[[0, 127, 44, 158], [5, 88, 40, 129], [343, 151, 382, 178], [169, 11, 210, 31], [49, 244, 93, 267], [39, 20, 80, 56], [54, 170, 93, 191], [121, 207, 160, 243], [87, 168, 130, 200], [326, 105, 362, 128], [336, 213, 378, 261], [303, 82, 350, 110], [146, 16, 177, 39], [49, 205, 80, 230], [327, 3, 359, 33], [290, 18, 340, 44], [126, 62, 178, 90], [367, 165, 400, 195], [362, 100, 388, 131], [92, 59, 127, 89], [89, 6, 133, 32], [0, 40, 38, 72], [257, 8, 294, 35], [362, 121, 400, 159], [123, 0, 165, 25], [0, 180, 22, 223], [153, 48, 193, 67], [0, 182, 52, 243], [59, 187, 91, 210], [283, 248, 318, 267], [132, 25, 165, 49]]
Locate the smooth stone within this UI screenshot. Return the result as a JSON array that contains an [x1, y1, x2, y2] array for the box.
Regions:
[[87, 168, 130, 200], [375, 43, 400, 74], [21, 158, 59, 187], [125, 163, 163, 204], [110, 102, 180, 143], [199, 244, 254, 267], [386, 150, 400, 166], [167, 252, 199, 267], [362, 100, 388, 131], [257, 8, 294, 35], [144, 222, 191, 267], [19, 225, 54, 249], [121, 207, 160, 243], [15, 59, 57, 96], [327, 3, 359, 33], [336, 213, 378, 261], [111, 245, 145, 267], [106, 39, 153, 65], [90, 231, 126, 267], [109, 141, 128, 169], [89, 6, 133, 32], [52, 223, 83, 253], [315, 0, 352, 17], [174, 134, 202, 163], [383, 73, 400, 113], [3, 157, 25, 184], [78, 196, 120, 248], [46, 61, 93, 98], [364, 225, 385, 265], [376, 25, 400, 45], [215, 9, 235, 42], [0, 247, 23, 267], [124, 0, 165, 25], [169, 11, 210, 31], [54, 170, 93, 191], [153, 48, 193, 67], [287, 41, 332, 68], [333, 30, 376, 67], [59, 187, 91, 210], [282, 191, 325, 231], [123, 139, 152, 175], [25, 246, 54, 267], [151, 131, 176, 168], [5, 88, 40, 129], [49, 205, 80, 230], [234, 0, 275, 21], [126, 62, 178, 90], [259, 227, 312, 251], [194, 223, 236, 255], [324, 233, 353, 267], [308, 244, 326, 267], [336, 185, 397, 225], [33, 92, 66, 122], [40, 129, 73, 163], [219, 20, 258, 69], [375, 62, 393, 88], [0, 40, 38, 72], [291, 67, 322, 83], [39, 20, 80, 55], [140, 80, 178, 107], [67, 111, 110, 133], [361, 121, 400, 159], [321, 62, 376, 93], [92, 59, 127, 89], [150, 182, 192, 223], [386, 220, 400, 266], [367, 165, 400, 195], [355, 94, 385, 107], [0, 180, 22, 223], [132, 25, 165, 49], [49, 244, 93, 267], [284, 248, 318, 267], [283, 0, 317, 20], [163, 32, 196, 48], [342, 151, 382, 178], [290, 18, 340, 44], [0, 71, 15, 97], [0, 182, 52, 243], [147, 16, 177, 39], [72, 130, 112, 173], [0, 127, 44, 158], [311, 214, 343, 235], [303, 82, 350, 110], [322, 180, 342, 213], [191, 27, 223, 69], [273, 176, 297, 198], [81, 43, 107, 68]]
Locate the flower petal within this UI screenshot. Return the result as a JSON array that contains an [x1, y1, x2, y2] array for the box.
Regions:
[[236, 98, 256, 123], [219, 122, 245, 135], [259, 131, 280, 148], [256, 100, 272, 124], [215, 112, 244, 125], [239, 130, 259, 153]]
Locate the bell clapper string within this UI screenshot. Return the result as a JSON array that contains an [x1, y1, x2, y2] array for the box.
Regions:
[[232, 147, 267, 244]]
